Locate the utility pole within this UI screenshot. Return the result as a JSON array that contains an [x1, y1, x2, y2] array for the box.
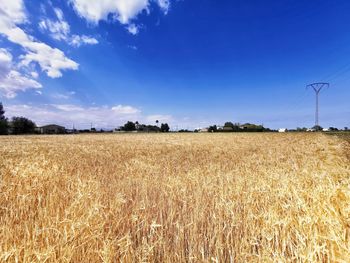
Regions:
[[306, 82, 329, 127]]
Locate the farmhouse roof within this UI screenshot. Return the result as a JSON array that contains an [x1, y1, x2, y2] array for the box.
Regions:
[[40, 124, 65, 129]]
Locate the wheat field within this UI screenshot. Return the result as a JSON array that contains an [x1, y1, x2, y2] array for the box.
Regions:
[[0, 133, 349, 262]]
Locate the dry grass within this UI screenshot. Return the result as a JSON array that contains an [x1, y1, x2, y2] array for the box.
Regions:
[[0, 133, 349, 262]]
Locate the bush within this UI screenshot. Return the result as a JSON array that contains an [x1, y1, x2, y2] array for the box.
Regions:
[[11, 117, 36, 134], [161, 123, 170, 132]]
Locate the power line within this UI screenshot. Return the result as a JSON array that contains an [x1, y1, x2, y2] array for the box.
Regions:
[[321, 61, 350, 83]]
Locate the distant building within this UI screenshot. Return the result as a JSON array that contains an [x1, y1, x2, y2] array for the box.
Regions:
[[278, 128, 287, 133], [38, 124, 65, 134], [66, 129, 77, 134], [223, 126, 234, 132], [199, 128, 209, 132]]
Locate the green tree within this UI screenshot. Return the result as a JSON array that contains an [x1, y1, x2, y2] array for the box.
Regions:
[[11, 117, 36, 134], [241, 123, 264, 132], [224, 122, 234, 128], [223, 122, 234, 132], [160, 123, 170, 132], [0, 102, 4, 118], [0, 102, 9, 135], [123, 121, 136, 131], [208, 125, 217, 132]]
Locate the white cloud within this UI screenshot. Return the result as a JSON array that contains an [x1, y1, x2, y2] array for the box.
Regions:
[[0, 71, 42, 98], [127, 23, 139, 35], [157, 0, 170, 14], [69, 0, 172, 33], [70, 35, 98, 47], [0, 0, 79, 79], [51, 104, 85, 111], [31, 71, 39, 78], [0, 0, 27, 23], [38, 17, 70, 41], [112, 105, 141, 114], [39, 7, 98, 47], [0, 48, 42, 98], [69, 0, 149, 24], [18, 42, 79, 78], [0, 48, 12, 77], [53, 7, 64, 21]]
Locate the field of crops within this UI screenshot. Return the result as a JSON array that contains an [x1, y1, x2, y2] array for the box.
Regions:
[[0, 133, 349, 262]]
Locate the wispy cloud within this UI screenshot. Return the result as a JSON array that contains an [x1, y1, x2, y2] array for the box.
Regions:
[[39, 7, 98, 47], [0, 48, 42, 98], [70, 35, 98, 47], [127, 45, 138, 50], [126, 24, 139, 35], [51, 91, 76, 100], [112, 105, 141, 114], [157, 0, 170, 15]]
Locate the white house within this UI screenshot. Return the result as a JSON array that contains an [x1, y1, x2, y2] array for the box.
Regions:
[[278, 128, 287, 133]]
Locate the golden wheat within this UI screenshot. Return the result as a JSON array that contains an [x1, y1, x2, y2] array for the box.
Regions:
[[0, 133, 349, 262]]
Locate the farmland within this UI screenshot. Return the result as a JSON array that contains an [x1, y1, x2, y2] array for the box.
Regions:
[[0, 133, 349, 262]]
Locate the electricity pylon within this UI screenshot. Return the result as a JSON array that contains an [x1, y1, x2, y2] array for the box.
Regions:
[[306, 82, 329, 127]]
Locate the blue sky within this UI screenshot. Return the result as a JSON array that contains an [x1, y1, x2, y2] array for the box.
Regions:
[[0, 0, 349, 129]]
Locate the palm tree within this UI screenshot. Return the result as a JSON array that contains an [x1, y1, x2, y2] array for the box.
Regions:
[[155, 120, 159, 127]]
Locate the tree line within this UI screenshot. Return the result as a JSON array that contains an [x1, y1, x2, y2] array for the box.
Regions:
[[1, 102, 348, 135], [119, 121, 170, 132], [207, 122, 272, 132], [0, 102, 171, 135], [0, 102, 36, 135]]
